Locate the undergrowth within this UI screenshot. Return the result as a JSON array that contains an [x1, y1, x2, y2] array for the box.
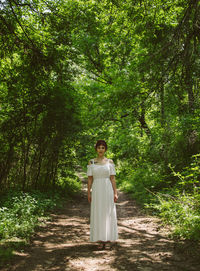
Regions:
[[118, 154, 200, 241], [146, 154, 200, 240], [0, 172, 82, 266], [145, 191, 200, 240], [0, 190, 61, 241]]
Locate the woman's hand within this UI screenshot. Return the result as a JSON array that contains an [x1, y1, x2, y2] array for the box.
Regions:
[[110, 175, 118, 203], [88, 192, 92, 203], [114, 193, 118, 203], [87, 176, 93, 203]]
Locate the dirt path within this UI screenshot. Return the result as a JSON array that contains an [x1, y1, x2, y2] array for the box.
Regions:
[[1, 171, 200, 271]]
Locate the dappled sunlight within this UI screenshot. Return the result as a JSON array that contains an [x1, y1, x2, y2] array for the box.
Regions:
[[2, 175, 200, 271], [1, 0, 200, 270]]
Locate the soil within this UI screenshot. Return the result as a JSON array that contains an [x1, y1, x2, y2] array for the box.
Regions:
[[1, 170, 200, 271]]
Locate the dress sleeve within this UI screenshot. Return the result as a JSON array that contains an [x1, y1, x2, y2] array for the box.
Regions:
[[87, 164, 93, 176], [109, 160, 116, 175]]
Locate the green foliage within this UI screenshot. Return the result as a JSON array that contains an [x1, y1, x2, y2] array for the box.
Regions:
[[0, 0, 83, 191], [56, 173, 82, 196], [0, 190, 61, 241], [147, 192, 200, 240], [170, 154, 200, 193], [117, 161, 164, 204], [0, 0, 200, 244], [145, 155, 200, 240]]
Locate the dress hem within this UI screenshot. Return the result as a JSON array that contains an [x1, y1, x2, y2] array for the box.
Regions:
[[90, 238, 118, 242]]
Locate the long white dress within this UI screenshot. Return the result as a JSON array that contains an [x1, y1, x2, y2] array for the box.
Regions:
[[87, 159, 118, 242]]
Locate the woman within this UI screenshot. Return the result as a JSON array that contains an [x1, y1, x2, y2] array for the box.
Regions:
[[87, 140, 118, 249]]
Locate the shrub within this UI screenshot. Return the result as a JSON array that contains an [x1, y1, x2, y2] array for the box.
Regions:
[[147, 192, 200, 240], [0, 190, 60, 241], [145, 155, 200, 240], [117, 161, 163, 204]]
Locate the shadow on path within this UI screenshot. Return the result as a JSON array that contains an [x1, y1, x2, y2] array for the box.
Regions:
[[1, 171, 200, 271]]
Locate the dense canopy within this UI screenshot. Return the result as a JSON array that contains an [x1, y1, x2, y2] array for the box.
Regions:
[[0, 0, 200, 239]]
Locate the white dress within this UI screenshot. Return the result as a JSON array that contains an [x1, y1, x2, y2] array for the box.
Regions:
[[87, 159, 118, 242]]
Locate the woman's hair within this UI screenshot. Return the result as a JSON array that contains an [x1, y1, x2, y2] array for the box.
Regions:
[[95, 140, 107, 151]]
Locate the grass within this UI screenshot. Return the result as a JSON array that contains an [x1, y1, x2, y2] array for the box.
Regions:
[[117, 157, 200, 241], [0, 172, 82, 267], [0, 189, 64, 267], [144, 190, 200, 241]]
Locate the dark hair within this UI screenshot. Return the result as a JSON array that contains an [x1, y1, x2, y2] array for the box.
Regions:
[[95, 140, 107, 151]]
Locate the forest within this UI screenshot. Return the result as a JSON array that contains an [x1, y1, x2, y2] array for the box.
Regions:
[[0, 0, 200, 250]]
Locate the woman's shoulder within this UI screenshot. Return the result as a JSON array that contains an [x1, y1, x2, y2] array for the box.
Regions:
[[88, 158, 95, 165], [108, 158, 114, 164], [88, 158, 114, 164]]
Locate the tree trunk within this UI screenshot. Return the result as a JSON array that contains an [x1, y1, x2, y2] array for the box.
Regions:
[[0, 142, 15, 189], [185, 63, 197, 156], [185, 65, 195, 114], [138, 105, 151, 138], [160, 83, 165, 127], [34, 149, 42, 190]]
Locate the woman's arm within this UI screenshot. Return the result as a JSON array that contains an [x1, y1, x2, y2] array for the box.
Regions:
[[87, 176, 93, 203], [110, 175, 118, 202]]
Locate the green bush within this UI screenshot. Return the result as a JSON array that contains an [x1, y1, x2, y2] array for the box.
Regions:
[[145, 155, 200, 240], [117, 161, 163, 204], [0, 171, 82, 242], [0, 190, 60, 241], [56, 174, 82, 196], [147, 192, 200, 240], [170, 154, 200, 193]]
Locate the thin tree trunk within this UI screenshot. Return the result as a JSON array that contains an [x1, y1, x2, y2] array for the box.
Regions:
[[22, 140, 31, 191], [160, 83, 165, 127], [34, 150, 42, 190], [0, 142, 15, 189], [138, 105, 151, 138], [185, 65, 195, 114], [184, 63, 197, 156]]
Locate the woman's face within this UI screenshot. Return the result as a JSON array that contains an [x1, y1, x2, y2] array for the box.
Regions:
[[96, 144, 106, 157]]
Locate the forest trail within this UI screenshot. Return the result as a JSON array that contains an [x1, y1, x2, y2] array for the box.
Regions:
[[1, 170, 200, 271]]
